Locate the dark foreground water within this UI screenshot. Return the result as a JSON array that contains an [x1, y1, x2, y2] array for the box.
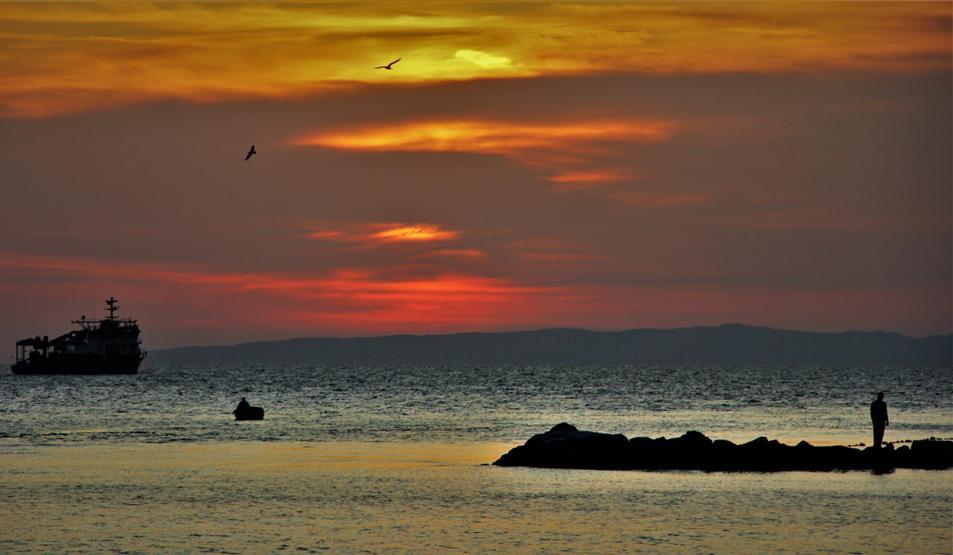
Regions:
[[1, 364, 951, 553], [2, 363, 952, 446]]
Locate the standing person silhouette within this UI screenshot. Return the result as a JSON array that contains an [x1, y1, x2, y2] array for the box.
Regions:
[[870, 392, 889, 448]]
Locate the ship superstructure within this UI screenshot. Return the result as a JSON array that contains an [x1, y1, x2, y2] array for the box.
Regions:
[[12, 297, 146, 374]]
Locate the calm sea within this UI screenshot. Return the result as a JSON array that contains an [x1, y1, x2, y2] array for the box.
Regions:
[[1, 364, 951, 553]]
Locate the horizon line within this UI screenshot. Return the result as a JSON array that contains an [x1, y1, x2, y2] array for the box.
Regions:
[[153, 322, 952, 352]]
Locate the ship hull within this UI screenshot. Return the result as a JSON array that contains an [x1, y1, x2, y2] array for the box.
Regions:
[[11, 353, 142, 375]]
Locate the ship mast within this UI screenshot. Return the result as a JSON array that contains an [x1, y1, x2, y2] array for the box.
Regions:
[[105, 297, 118, 320]]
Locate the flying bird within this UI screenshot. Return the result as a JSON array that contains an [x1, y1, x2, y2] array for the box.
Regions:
[[375, 57, 401, 70], [244, 145, 256, 161]]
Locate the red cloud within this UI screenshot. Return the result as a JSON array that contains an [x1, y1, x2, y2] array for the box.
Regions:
[[2, 251, 946, 346]]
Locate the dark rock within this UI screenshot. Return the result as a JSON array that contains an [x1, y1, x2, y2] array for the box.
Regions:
[[676, 430, 713, 448], [893, 444, 912, 467], [493, 425, 953, 472], [628, 431, 716, 470], [629, 436, 654, 448], [741, 436, 780, 449], [911, 439, 953, 469], [495, 423, 628, 469]]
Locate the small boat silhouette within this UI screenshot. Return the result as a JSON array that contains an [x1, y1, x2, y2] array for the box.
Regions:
[[234, 405, 265, 420]]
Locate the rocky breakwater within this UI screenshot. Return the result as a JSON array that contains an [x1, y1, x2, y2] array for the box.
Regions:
[[493, 423, 953, 472]]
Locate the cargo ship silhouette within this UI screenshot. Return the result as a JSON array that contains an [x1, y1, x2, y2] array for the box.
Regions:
[[12, 297, 146, 374]]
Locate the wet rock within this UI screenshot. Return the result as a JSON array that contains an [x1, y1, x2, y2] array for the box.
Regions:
[[493, 425, 953, 472], [495, 422, 628, 469], [910, 439, 953, 469]]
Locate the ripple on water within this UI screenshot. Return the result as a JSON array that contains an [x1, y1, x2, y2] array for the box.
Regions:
[[0, 363, 950, 446]]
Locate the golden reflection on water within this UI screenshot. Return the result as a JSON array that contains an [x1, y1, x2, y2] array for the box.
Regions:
[[2, 441, 509, 472], [1, 442, 950, 553]]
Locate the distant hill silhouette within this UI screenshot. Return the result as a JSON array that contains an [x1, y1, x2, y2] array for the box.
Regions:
[[148, 324, 952, 365]]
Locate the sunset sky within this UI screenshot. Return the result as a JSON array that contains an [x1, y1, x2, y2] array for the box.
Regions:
[[1, 2, 950, 349]]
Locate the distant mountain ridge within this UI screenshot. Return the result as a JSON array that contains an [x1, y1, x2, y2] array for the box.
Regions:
[[148, 324, 952, 365]]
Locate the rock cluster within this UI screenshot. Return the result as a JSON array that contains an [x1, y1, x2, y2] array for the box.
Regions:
[[493, 423, 953, 472]]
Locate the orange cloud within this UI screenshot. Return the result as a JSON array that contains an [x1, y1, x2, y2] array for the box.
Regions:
[[295, 118, 696, 207], [303, 222, 460, 244], [302, 230, 348, 241], [414, 249, 486, 259], [371, 225, 458, 243], [2, 2, 948, 117], [294, 119, 677, 154], [548, 169, 634, 190]]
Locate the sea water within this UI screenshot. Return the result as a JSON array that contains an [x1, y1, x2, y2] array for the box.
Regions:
[[1, 364, 951, 553]]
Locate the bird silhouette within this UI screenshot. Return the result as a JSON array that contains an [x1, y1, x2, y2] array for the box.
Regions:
[[375, 57, 401, 70], [244, 145, 256, 161]]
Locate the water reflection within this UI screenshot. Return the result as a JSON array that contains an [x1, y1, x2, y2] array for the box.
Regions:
[[0, 442, 950, 553]]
